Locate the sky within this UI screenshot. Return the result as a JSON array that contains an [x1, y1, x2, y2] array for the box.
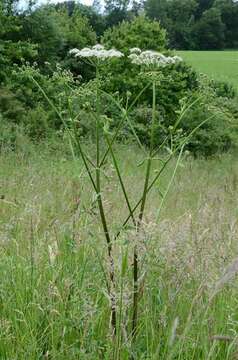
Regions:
[[41, 0, 94, 4], [19, 0, 94, 8]]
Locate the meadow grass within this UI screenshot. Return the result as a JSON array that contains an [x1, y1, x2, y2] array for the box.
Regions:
[[177, 50, 238, 91], [1, 144, 238, 359]]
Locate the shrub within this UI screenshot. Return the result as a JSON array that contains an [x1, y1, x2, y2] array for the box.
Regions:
[[0, 63, 109, 141], [0, 64, 80, 141], [127, 75, 238, 157], [128, 105, 165, 146], [103, 14, 167, 52], [181, 98, 233, 157], [180, 78, 238, 157], [208, 79, 236, 99]]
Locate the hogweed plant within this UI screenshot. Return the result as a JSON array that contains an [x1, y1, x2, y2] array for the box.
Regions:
[[31, 44, 214, 356]]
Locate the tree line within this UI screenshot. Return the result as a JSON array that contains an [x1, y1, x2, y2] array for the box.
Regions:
[[144, 0, 238, 49], [1, 0, 238, 72]]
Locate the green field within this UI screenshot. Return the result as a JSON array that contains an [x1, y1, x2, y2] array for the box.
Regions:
[[178, 51, 238, 90]]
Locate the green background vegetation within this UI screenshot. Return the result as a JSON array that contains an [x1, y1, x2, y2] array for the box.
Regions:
[[1, 0, 238, 157]]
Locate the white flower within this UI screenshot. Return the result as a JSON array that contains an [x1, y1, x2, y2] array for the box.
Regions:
[[130, 47, 142, 54], [69, 48, 80, 55], [92, 44, 105, 51], [75, 48, 92, 57], [69, 44, 124, 61], [128, 50, 183, 68]]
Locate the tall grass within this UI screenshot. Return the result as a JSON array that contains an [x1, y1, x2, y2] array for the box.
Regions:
[[1, 145, 238, 359]]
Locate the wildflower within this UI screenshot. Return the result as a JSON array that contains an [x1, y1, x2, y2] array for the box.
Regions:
[[93, 44, 104, 51], [130, 47, 142, 54], [69, 44, 124, 61], [128, 48, 182, 68], [69, 48, 80, 55]]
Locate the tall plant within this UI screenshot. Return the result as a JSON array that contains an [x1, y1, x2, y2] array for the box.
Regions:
[[32, 44, 213, 356]]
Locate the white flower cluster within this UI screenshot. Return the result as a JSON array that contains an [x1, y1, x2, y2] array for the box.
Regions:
[[69, 44, 124, 60], [128, 48, 182, 67]]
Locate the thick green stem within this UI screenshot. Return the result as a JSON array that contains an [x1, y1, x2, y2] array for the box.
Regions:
[[105, 134, 137, 227], [99, 84, 150, 167], [95, 68, 116, 336]]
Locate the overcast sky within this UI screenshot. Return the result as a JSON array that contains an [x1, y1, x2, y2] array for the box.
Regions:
[[19, 0, 94, 9], [43, 0, 94, 4]]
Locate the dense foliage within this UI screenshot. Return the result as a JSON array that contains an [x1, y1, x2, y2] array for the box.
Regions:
[[0, 0, 238, 157], [103, 0, 238, 50], [145, 0, 238, 50]]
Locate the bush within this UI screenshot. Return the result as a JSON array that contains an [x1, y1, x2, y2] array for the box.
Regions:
[[180, 78, 238, 156], [208, 79, 236, 99], [0, 63, 109, 142], [181, 99, 232, 157], [126, 75, 238, 157], [0, 64, 80, 140], [103, 15, 167, 52]]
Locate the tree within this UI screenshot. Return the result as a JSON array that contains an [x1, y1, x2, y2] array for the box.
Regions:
[[144, 0, 168, 23], [105, 0, 131, 27], [92, 0, 102, 13], [215, 0, 238, 48], [20, 5, 96, 65], [53, 6, 96, 79], [144, 0, 198, 49], [144, 0, 237, 49], [20, 6, 63, 64], [0, 1, 37, 83], [195, 0, 215, 19], [194, 7, 225, 49], [101, 15, 167, 94], [163, 0, 198, 49], [55, 1, 105, 36]]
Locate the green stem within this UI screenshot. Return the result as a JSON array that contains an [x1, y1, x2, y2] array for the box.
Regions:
[[115, 153, 171, 242], [95, 68, 117, 336], [156, 145, 184, 220], [105, 134, 137, 227], [99, 84, 150, 167]]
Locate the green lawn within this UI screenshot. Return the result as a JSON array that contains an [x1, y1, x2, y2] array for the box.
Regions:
[[178, 50, 238, 90]]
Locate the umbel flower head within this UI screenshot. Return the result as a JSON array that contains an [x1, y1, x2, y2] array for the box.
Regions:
[[69, 44, 124, 61], [129, 48, 182, 67]]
